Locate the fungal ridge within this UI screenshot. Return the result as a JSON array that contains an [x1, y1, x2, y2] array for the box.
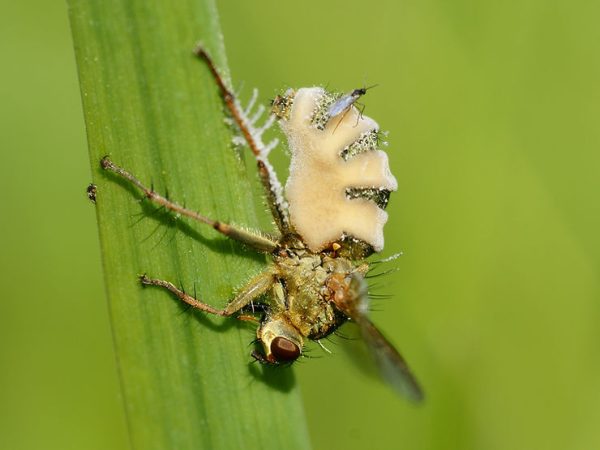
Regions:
[[340, 129, 383, 160], [310, 90, 342, 130]]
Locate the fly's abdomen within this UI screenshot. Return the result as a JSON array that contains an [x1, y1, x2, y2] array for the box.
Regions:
[[274, 87, 397, 253]]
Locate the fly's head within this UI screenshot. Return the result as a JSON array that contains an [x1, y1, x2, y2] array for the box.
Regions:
[[351, 87, 367, 98], [253, 314, 304, 365]]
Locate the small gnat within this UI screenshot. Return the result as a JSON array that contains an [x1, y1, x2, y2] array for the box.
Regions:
[[327, 86, 374, 118]]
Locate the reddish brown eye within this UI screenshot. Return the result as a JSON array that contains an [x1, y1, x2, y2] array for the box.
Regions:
[[270, 337, 300, 362]]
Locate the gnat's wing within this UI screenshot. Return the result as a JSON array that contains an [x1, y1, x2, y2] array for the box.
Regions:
[[341, 274, 424, 402], [327, 95, 354, 118]]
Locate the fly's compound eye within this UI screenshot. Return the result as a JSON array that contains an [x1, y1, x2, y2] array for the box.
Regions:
[[270, 336, 301, 362]]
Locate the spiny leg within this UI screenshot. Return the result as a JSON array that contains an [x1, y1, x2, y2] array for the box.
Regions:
[[193, 45, 290, 233], [101, 157, 277, 253], [140, 274, 226, 315], [140, 270, 275, 318]]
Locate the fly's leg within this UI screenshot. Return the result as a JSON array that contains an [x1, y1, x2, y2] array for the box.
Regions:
[[354, 102, 366, 127], [193, 45, 290, 233], [140, 274, 225, 315], [331, 106, 352, 134], [140, 270, 275, 317], [101, 157, 277, 253], [236, 314, 260, 323]]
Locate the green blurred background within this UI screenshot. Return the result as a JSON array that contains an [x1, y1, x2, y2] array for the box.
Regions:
[[1, 0, 599, 449]]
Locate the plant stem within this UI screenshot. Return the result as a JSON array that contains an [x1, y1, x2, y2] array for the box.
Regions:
[[68, 0, 311, 448]]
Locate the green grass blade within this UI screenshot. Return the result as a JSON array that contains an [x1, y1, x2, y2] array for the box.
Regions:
[[68, 1, 311, 449]]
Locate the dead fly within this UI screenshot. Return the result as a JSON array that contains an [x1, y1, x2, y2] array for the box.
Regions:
[[101, 45, 423, 402]]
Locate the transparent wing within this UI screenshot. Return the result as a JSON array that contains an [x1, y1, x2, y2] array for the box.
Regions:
[[335, 273, 424, 402], [327, 95, 354, 117], [355, 314, 424, 402]]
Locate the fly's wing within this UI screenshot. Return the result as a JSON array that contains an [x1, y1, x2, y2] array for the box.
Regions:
[[327, 95, 353, 118], [356, 314, 424, 402], [341, 274, 424, 402]]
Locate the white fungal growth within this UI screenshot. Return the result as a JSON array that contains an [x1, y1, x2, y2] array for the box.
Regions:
[[278, 87, 397, 252], [231, 88, 289, 223]]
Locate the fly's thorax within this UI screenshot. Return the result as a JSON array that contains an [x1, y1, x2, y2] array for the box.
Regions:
[[272, 252, 360, 339], [275, 252, 329, 326], [284, 292, 346, 340], [273, 86, 397, 254]]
